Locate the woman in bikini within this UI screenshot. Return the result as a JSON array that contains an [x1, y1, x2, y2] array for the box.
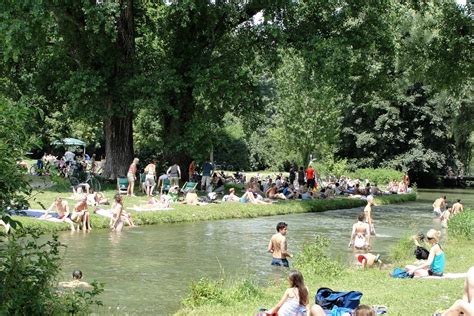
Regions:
[[349, 213, 371, 251]]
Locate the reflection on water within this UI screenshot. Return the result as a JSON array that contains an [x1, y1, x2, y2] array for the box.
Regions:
[[57, 189, 473, 314]]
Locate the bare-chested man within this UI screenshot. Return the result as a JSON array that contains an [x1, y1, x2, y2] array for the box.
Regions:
[[71, 197, 91, 231], [433, 195, 447, 217], [452, 199, 464, 215], [267, 222, 292, 267], [364, 195, 376, 236], [43, 197, 75, 231]]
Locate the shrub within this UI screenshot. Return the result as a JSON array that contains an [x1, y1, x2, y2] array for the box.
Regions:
[[448, 209, 474, 240], [389, 235, 415, 263], [293, 235, 344, 280], [0, 231, 103, 315], [347, 168, 403, 186], [182, 277, 225, 308]]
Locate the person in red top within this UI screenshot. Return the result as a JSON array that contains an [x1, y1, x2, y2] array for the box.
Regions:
[[306, 165, 315, 189]]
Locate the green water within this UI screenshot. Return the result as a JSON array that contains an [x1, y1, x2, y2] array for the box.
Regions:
[[57, 189, 473, 315]]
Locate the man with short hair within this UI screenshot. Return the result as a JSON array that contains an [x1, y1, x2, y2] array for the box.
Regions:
[[267, 222, 292, 267], [201, 161, 214, 192]]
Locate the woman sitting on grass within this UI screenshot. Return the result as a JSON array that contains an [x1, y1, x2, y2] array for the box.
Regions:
[[405, 229, 445, 277], [240, 188, 269, 205], [265, 270, 312, 316]]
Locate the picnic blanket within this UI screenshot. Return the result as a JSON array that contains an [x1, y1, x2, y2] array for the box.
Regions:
[[127, 206, 173, 212], [17, 209, 64, 223], [94, 209, 114, 218]]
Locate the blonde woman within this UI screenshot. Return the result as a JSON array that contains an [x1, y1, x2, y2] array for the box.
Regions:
[[127, 158, 139, 197], [406, 229, 445, 277]]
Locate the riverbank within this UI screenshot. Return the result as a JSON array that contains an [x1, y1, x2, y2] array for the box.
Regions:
[[14, 191, 416, 233], [175, 210, 474, 315]]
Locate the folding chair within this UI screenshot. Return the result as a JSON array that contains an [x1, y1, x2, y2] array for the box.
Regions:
[[180, 181, 198, 195], [117, 177, 129, 195], [160, 178, 171, 195]]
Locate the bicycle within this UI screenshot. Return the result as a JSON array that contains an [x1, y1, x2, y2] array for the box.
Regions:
[[69, 171, 102, 192]]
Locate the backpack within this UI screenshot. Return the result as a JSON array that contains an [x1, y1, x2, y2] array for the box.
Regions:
[[315, 287, 363, 310], [391, 267, 413, 279], [414, 246, 429, 260]]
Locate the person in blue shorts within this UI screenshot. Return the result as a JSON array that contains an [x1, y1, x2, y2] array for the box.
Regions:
[[268, 222, 292, 267]]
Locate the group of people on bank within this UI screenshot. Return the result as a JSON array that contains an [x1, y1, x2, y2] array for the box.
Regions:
[[263, 191, 470, 315]]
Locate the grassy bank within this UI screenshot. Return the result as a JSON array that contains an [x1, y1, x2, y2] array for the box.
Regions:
[[175, 210, 473, 316], [14, 180, 416, 233]]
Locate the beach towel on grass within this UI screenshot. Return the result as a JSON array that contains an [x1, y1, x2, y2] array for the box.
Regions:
[[17, 210, 64, 223], [420, 273, 467, 280], [95, 209, 114, 218], [126, 206, 173, 212]]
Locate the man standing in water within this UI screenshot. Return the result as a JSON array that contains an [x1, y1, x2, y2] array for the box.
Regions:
[[452, 199, 464, 214], [364, 195, 376, 236], [432, 195, 447, 217], [267, 222, 292, 267]]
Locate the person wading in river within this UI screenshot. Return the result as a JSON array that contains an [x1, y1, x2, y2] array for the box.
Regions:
[[268, 222, 293, 267], [364, 195, 376, 236]]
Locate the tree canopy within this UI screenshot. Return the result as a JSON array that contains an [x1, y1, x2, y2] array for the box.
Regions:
[[1, 0, 472, 183]]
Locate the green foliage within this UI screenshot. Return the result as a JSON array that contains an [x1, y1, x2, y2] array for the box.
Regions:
[[389, 235, 415, 263], [0, 231, 103, 314], [182, 277, 224, 308], [448, 210, 474, 241], [56, 282, 104, 315], [347, 168, 404, 185], [0, 96, 35, 227], [293, 235, 344, 280]]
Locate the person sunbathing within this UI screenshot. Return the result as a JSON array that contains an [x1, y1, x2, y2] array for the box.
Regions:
[[42, 197, 75, 231], [265, 183, 287, 200], [439, 266, 474, 316], [241, 189, 270, 205], [222, 188, 240, 202]]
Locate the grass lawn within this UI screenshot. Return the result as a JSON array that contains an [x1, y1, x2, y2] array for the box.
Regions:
[[174, 238, 473, 316], [13, 175, 415, 233]]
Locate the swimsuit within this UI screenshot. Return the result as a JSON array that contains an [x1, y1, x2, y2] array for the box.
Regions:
[[271, 258, 289, 267], [278, 293, 306, 316]]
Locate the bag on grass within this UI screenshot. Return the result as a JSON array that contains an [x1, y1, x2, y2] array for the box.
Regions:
[[391, 267, 413, 279], [315, 287, 363, 310]]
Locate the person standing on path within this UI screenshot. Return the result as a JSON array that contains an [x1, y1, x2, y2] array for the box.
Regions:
[[201, 161, 214, 192], [167, 163, 181, 187], [306, 165, 315, 189], [268, 222, 293, 267], [127, 158, 139, 197]]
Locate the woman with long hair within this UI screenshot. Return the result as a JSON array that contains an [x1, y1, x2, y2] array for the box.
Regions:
[[265, 270, 310, 316]]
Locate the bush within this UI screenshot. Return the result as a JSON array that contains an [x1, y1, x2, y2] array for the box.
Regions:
[[347, 168, 404, 186], [293, 235, 344, 280], [182, 277, 225, 308], [389, 235, 415, 263], [0, 230, 103, 315], [448, 209, 474, 240]]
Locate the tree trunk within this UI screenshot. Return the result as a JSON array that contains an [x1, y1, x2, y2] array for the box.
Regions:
[[102, 111, 134, 179]]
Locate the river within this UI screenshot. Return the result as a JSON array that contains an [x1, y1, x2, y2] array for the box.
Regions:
[[57, 189, 473, 315]]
